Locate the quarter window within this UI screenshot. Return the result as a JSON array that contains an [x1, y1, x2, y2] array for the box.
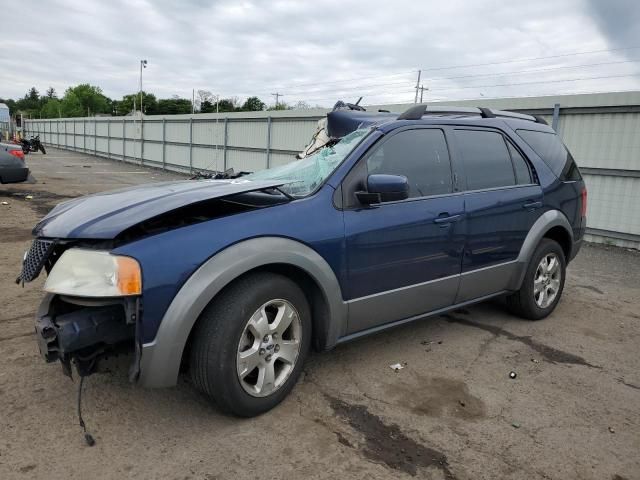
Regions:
[[454, 129, 515, 190], [516, 129, 582, 180], [366, 129, 452, 198], [507, 142, 533, 185]]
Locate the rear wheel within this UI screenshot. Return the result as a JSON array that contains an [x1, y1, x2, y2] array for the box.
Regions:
[[507, 238, 566, 320], [190, 272, 311, 417]]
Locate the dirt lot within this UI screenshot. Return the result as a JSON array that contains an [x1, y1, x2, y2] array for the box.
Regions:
[[1, 148, 639, 480]]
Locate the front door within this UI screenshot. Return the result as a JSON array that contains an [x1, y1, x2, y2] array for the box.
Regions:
[[342, 127, 465, 334]]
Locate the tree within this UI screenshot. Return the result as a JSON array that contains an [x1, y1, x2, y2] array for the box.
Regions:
[[241, 96, 266, 111], [156, 98, 192, 115], [45, 87, 57, 99], [114, 92, 157, 115], [41, 98, 62, 118], [214, 98, 237, 112], [60, 92, 84, 117], [14, 87, 43, 116], [64, 84, 111, 115], [200, 100, 216, 113], [267, 102, 292, 111]]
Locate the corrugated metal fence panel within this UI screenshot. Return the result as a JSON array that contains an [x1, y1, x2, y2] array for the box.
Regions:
[[584, 174, 640, 235], [228, 120, 267, 149], [558, 112, 640, 170], [270, 118, 319, 152]]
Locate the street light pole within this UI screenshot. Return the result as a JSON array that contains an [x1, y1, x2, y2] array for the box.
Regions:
[[139, 59, 147, 114]]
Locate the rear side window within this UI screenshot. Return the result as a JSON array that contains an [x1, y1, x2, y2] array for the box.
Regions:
[[454, 129, 515, 190], [507, 142, 533, 185], [366, 129, 452, 198], [516, 129, 582, 180]]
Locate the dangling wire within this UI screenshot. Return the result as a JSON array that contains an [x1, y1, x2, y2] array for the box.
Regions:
[[76, 359, 97, 446]]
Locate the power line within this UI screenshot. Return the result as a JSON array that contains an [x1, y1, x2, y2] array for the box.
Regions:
[[418, 46, 640, 72], [426, 73, 640, 92], [425, 59, 640, 82]]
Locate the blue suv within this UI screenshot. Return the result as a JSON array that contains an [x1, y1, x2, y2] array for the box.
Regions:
[[20, 105, 586, 417]]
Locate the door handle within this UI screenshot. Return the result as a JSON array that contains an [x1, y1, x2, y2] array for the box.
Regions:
[[523, 201, 543, 210], [434, 213, 462, 227]]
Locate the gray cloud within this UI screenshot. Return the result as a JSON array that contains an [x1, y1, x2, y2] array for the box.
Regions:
[[1, 0, 639, 107]]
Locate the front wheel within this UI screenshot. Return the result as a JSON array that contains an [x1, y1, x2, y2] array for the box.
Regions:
[[39, 144, 46, 154], [190, 272, 311, 417], [507, 238, 566, 320]]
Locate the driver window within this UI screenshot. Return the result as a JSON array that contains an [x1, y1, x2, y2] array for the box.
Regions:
[[366, 129, 453, 198]]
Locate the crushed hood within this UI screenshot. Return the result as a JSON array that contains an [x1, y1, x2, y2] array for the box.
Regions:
[[33, 179, 286, 239]]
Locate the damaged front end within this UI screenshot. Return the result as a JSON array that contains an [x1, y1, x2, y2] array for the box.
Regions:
[[19, 240, 142, 379]]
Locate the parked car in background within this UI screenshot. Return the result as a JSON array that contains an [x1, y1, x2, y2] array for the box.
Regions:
[[0, 143, 29, 183], [19, 104, 586, 417]]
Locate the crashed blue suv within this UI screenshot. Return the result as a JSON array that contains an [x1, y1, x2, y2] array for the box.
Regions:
[[20, 104, 586, 417]]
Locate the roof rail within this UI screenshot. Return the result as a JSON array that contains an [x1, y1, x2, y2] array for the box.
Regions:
[[396, 104, 540, 123]]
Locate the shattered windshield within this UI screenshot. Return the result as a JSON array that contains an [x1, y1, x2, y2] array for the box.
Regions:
[[244, 127, 370, 197]]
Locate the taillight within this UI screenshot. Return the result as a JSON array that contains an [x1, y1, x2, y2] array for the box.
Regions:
[[9, 149, 25, 161], [580, 187, 587, 217]]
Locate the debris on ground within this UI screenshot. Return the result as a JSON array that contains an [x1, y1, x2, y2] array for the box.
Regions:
[[531, 358, 539, 363], [458, 400, 466, 407], [608, 426, 615, 434], [512, 422, 521, 429], [25, 195, 33, 200], [390, 363, 406, 372], [1, 201, 8, 205], [509, 371, 517, 379]]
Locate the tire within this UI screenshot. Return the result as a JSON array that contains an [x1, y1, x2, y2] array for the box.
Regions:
[[190, 272, 311, 417], [39, 145, 46, 154], [507, 238, 566, 320]]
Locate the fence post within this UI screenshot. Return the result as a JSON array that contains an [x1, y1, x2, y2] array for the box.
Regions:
[[551, 103, 561, 132], [223, 117, 228, 171], [122, 118, 126, 162], [73, 120, 76, 150], [189, 117, 193, 173], [94, 118, 97, 156], [266, 116, 272, 168], [57, 120, 60, 147], [162, 118, 166, 170], [107, 119, 111, 159], [140, 116, 144, 166], [83, 119, 86, 152]]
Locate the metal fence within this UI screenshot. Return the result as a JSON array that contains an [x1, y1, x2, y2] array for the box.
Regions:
[[25, 91, 640, 249]]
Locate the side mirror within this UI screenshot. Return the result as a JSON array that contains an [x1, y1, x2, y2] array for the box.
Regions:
[[356, 174, 409, 205]]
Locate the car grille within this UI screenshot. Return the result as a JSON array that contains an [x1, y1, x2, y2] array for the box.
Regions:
[[15, 239, 56, 284]]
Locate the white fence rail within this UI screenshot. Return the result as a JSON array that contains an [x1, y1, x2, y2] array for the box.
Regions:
[[25, 92, 640, 248]]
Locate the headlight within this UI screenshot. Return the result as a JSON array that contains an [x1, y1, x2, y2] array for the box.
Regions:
[[44, 249, 142, 297]]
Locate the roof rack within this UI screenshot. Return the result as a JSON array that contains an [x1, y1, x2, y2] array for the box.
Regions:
[[397, 104, 546, 124]]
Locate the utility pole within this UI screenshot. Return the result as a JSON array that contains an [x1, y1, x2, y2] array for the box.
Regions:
[[414, 70, 422, 104], [271, 92, 283, 108], [419, 85, 428, 103]]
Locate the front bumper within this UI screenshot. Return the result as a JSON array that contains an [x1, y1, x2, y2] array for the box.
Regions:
[[34, 295, 135, 373]]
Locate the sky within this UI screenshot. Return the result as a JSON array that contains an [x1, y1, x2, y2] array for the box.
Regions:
[[1, 0, 639, 107]]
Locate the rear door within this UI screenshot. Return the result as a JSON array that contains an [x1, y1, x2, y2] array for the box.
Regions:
[[342, 127, 465, 333], [451, 127, 542, 302]]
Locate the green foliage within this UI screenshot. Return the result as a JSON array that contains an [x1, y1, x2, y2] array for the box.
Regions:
[[114, 92, 158, 115], [156, 98, 192, 115], [199, 100, 216, 113], [45, 87, 57, 99], [64, 84, 111, 115], [267, 102, 292, 111], [60, 92, 84, 117], [41, 98, 62, 118], [241, 96, 266, 111], [214, 98, 236, 112]]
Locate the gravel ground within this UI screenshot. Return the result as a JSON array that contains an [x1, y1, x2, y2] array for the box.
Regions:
[[1, 148, 639, 480]]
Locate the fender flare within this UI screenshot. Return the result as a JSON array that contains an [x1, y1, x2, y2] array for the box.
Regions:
[[509, 209, 574, 290], [138, 237, 347, 388]]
